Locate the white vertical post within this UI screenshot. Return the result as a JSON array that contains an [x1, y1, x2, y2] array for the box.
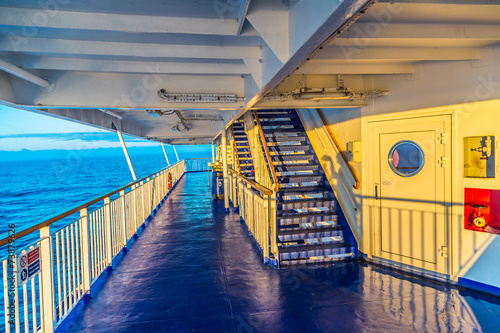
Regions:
[[79, 208, 92, 294], [120, 190, 127, 251], [270, 192, 278, 258], [142, 181, 146, 221], [161, 142, 170, 166], [222, 128, 230, 212], [133, 186, 138, 232], [104, 198, 113, 268], [263, 194, 270, 263], [117, 131, 137, 181], [233, 176, 238, 208], [211, 142, 215, 163], [173, 145, 180, 162], [39, 227, 55, 333]]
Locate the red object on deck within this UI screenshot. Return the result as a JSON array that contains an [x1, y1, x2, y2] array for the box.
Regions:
[[464, 188, 500, 234], [167, 172, 173, 190]]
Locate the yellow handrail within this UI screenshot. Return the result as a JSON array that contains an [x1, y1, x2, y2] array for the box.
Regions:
[[252, 110, 280, 192], [316, 109, 360, 189], [229, 167, 273, 195]]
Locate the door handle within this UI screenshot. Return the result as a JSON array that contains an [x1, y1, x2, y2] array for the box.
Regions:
[[375, 184, 379, 200]]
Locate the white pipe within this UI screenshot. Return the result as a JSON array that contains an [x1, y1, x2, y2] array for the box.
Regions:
[[117, 131, 137, 181], [161, 142, 170, 166], [0, 58, 51, 89], [173, 145, 179, 162]]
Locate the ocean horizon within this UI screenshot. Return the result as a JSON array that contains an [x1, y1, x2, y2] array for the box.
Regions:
[[0, 146, 211, 255]]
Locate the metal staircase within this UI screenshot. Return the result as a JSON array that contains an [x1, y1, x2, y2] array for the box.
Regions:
[[232, 121, 255, 180], [256, 109, 357, 265]]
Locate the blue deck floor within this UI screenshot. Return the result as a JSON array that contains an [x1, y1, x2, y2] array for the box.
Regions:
[[57, 173, 500, 332]]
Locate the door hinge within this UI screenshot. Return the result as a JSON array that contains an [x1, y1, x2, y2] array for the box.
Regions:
[[438, 246, 449, 257], [439, 133, 449, 144], [440, 156, 449, 167]]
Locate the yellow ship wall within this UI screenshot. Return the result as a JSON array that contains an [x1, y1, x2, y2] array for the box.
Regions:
[[313, 44, 500, 290]]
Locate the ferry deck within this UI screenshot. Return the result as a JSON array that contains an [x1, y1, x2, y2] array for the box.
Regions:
[[1, 0, 500, 332], [56, 172, 500, 332]]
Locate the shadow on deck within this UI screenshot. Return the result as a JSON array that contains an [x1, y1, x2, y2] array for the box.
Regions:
[[56, 173, 500, 332]]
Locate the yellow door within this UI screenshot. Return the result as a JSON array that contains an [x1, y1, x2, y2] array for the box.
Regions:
[[371, 115, 451, 274]]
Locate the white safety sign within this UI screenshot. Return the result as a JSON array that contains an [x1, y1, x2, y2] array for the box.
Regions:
[[17, 245, 41, 287]]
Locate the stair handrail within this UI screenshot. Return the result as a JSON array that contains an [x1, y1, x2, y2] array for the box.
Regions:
[[230, 125, 241, 172], [317, 110, 361, 190], [252, 110, 280, 192], [230, 167, 273, 195]]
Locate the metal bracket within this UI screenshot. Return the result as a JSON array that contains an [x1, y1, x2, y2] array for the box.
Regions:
[[440, 156, 449, 168], [439, 133, 449, 144], [438, 246, 449, 258]]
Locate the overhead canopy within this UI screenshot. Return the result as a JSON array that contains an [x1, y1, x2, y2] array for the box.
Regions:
[[1, 0, 499, 144]]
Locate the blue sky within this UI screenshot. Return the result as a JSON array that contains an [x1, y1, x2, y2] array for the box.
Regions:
[[0, 105, 159, 151]]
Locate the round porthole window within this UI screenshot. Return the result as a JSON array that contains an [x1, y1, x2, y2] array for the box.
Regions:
[[388, 141, 425, 177]]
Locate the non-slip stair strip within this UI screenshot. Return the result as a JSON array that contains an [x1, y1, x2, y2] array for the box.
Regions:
[[253, 109, 357, 265]]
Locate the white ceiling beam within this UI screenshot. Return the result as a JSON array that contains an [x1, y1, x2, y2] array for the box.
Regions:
[[243, 59, 263, 88], [246, 0, 290, 63], [0, 7, 239, 36], [340, 23, 500, 40], [237, 0, 252, 35], [227, 0, 375, 127], [13, 57, 250, 75], [0, 38, 262, 60], [296, 62, 415, 75], [31, 108, 144, 137], [313, 47, 483, 61], [8, 71, 246, 109]]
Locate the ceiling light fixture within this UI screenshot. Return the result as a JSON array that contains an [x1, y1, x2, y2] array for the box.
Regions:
[[262, 87, 389, 101], [158, 89, 241, 103]]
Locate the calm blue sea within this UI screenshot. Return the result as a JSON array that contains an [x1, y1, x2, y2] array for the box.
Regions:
[[0, 148, 211, 256]]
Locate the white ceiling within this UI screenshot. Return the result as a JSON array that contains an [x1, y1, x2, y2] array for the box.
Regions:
[[0, 0, 499, 144]]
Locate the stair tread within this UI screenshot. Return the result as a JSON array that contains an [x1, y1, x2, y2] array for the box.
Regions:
[[275, 164, 319, 169], [260, 121, 299, 126], [264, 128, 304, 134], [268, 136, 307, 142], [279, 242, 354, 253], [278, 174, 322, 179], [279, 186, 329, 192], [278, 211, 336, 219], [268, 145, 311, 152], [271, 154, 314, 161], [278, 225, 343, 235], [277, 198, 332, 205]]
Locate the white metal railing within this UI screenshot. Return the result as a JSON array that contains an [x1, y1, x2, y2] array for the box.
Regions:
[[236, 174, 277, 263], [228, 171, 237, 208], [0, 159, 189, 333]]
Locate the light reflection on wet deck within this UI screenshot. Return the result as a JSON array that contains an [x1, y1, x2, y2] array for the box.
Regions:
[[56, 173, 500, 333]]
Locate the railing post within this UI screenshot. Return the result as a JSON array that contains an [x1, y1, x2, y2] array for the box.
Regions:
[[120, 190, 127, 251], [233, 175, 238, 209], [133, 185, 138, 232], [39, 226, 55, 332], [263, 194, 270, 263], [142, 180, 147, 221], [104, 198, 113, 269], [270, 192, 278, 260], [79, 208, 92, 298]]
